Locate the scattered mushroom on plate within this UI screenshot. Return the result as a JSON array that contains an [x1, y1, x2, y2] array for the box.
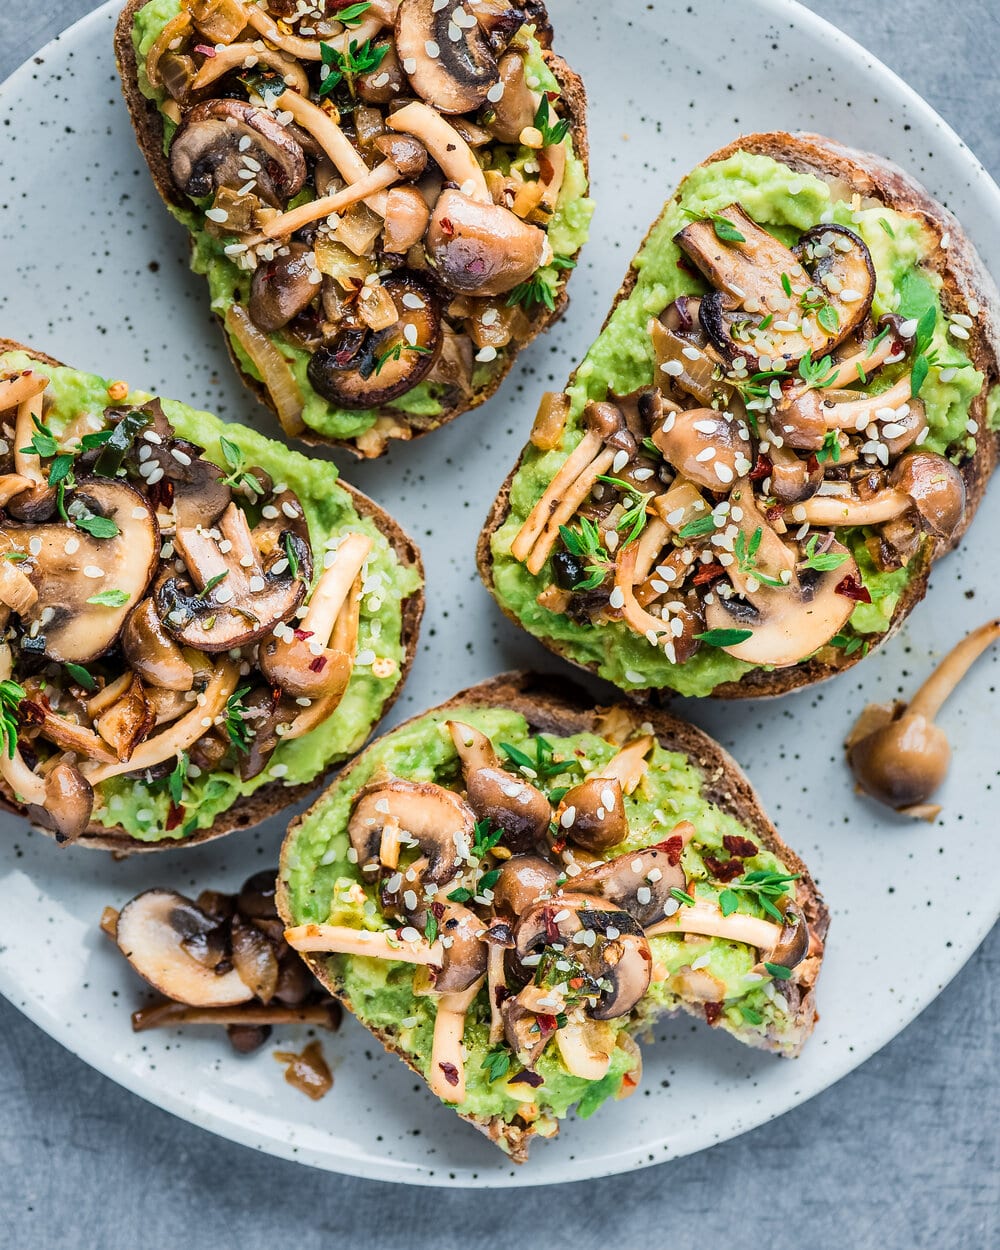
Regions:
[[104, 868, 340, 1092], [117, 0, 592, 456], [0, 346, 422, 850], [275, 674, 828, 1161], [846, 617, 1000, 819]]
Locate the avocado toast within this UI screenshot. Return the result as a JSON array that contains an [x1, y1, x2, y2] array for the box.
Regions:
[[114, 0, 592, 457], [277, 671, 828, 1161], [479, 132, 1000, 698], [0, 341, 422, 851]]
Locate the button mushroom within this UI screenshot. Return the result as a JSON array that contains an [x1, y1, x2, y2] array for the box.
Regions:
[[395, 0, 500, 114], [846, 618, 1000, 816], [651, 406, 752, 491], [347, 778, 476, 884], [555, 777, 627, 853], [432, 902, 488, 994], [169, 99, 307, 207], [447, 720, 552, 852], [306, 271, 442, 409], [13, 756, 94, 845], [571, 844, 687, 927], [425, 188, 547, 297], [248, 242, 318, 333], [121, 597, 195, 691], [491, 854, 559, 919]]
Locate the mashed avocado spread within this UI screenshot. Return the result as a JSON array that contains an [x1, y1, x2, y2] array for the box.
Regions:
[[0, 350, 420, 842], [132, 0, 594, 443], [490, 152, 984, 695], [281, 706, 807, 1132]]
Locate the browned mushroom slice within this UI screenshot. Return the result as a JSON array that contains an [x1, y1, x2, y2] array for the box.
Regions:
[[648, 312, 720, 407], [766, 441, 823, 503], [571, 844, 687, 927], [347, 778, 476, 884], [395, 0, 501, 113], [116, 890, 255, 1008], [426, 189, 547, 297], [485, 49, 536, 142], [491, 855, 559, 919], [94, 674, 155, 762], [15, 478, 159, 664], [159, 501, 309, 651], [121, 598, 195, 691], [432, 902, 488, 994], [307, 271, 441, 409], [651, 406, 752, 490], [168, 100, 307, 207], [556, 778, 627, 853], [447, 720, 551, 853], [248, 242, 318, 333]]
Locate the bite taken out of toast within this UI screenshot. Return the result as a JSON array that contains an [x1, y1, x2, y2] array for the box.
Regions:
[[479, 132, 1000, 700], [114, 0, 592, 457], [277, 671, 828, 1162], [0, 340, 422, 852]]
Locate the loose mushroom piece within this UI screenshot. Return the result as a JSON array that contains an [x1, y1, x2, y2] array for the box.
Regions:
[[121, 598, 195, 691], [766, 441, 824, 503], [347, 778, 476, 884], [762, 908, 810, 970], [395, 0, 500, 114], [447, 720, 552, 852], [94, 674, 155, 762], [16, 477, 159, 664], [306, 271, 441, 409], [381, 185, 432, 253], [491, 855, 559, 919], [651, 406, 752, 491], [572, 843, 688, 927], [556, 777, 627, 853], [846, 618, 1000, 815], [248, 243, 318, 333], [889, 450, 967, 541], [425, 189, 547, 297], [116, 890, 254, 1008], [159, 501, 310, 651], [168, 100, 307, 207]]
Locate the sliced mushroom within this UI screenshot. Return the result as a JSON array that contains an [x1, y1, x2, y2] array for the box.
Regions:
[[248, 242, 318, 333], [447, 720, 551, 852], [554, 1015, 616, 1081], [381, 185, 431, 253], [159, 500, 310, 651], [94, 674, 155, 762], [571, 844, 687, 927], [18, 758, 94, 844], [486, 50, 537, 142], [121, 598, 195, 691], [348, 778, 475, 884], [651, 406, 752, 491], [16, 478, 159, 664], [491, 855, 559, 919], [426, 189, 547, 297], [116, 890, 254, 1008], [307, 271, 441, 409], [433, 902, 488, 994], [169, 100, 307, 207], [556, 778, 627, 853], [395, 0, 500, 114]]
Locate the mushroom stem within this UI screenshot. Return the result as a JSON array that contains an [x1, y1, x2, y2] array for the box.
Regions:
[[590, 734, 654, 795], [820, 375, 914, 430], [793, 489, 910, 527], [0, 369, 48, 414], [13, 390, 47, 485], [428, 975, 484, 1104], [385, 101, 490, 202], [301, 533, 373, 644], [525, 447, 616, 575], [284, 922, 445, 965], [262, 161, 403, 238], [906, 618, 1000, 722], [631, 517, 671, 584], [273, 91, 389, 215], [486, 942, 506, 1046], [645, 900, 781, 949], [511, 431, 602, 562], [614, 545, 676, 649], [245, 7, 384, 59], [190, 42, 310, 94]]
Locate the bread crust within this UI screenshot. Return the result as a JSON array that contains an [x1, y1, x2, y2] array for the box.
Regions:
[[276, 670, 830, 1161], [0, 338, 424, 853], [112, 0, 591, 458], [477, 131, 1000, 700]]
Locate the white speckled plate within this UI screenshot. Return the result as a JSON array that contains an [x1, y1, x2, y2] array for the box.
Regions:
[[0, 0, 998, 1188]]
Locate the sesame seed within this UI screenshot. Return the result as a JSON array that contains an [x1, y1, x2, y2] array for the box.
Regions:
[[261, 505, 279, 519], [205, 208, 229, 223], [402, 292, 426, 310], [940, 232, 951, 249], [356, 649, 376, 666], [714, 462, 734, 483], [28, 536, 42, 556], [948, 323, 970, 340], [403, 322, 418, 346], [560, 806, 577, 828], [695, 446, 716, 462], [612, 449, 629, 473], [249, 575, 266, 593], [636, 886, 652, 905], [660, 359, 684, 376], [608, 586, 625, 609], [951, 312, 974, 329], [424, 39, 440, 56], [486, 80, 505, 102], [402, 56, 417, 72], [83, 565, 104, 578], [899, 318, 919, 338], [170, 448, 192, 466], [476, 345, 497, 362]]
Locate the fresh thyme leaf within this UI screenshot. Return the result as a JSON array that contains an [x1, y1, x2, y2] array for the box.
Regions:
[[64, 663, 96, 691], [198, 571, 229, 598], [507, 274, 555, 311], [719, 888, 739, 917], [169, 751, 189, 805], [472, 818, 505, 859], [764, 961, 794, 980], [374, 341, 432, 375], [75, 513, 120, 540], [797, 349, 838, 391], [711, 214, 745, 244], [424, 911, 439, 944], [218, 435, 265, 496], [447, 887, 474, 903], [48, 453, 75, 488], [780, 272, 793, 298], [224, 685, 255, 754], [80, 429, 115, 451], [0, 679, 24, 759], [740, 1004, 764, 1025], [319, 37, 388, 97], [333, 1, 371, 25], [911, 354, 930, 398], [20, 414, 58, 460], [878, 217, 895, 238], [499, 736, 572, 781], [695, 628, 753, 647], [558, 517, 611, 590], [478, 867, 501, 893], [283, 532, 300, 580], [598, 476, 653, 546], [482, 1048, 511, 1082], [816, 430, 842, 464], [670, 887, 696, 906], [800, 534, 849, 573], [534, 94, 570, 147], [678, 514, 717, 538], [86, 589, 130, 607], [914, 304, 938, 356], [816, 303, 840, 335]]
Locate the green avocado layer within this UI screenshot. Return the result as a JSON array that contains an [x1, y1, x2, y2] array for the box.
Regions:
[[281, 705, 807, 1135], [132, 0, 594, 443], [1, 350, 420, 842], [489, 151, 985, 695]]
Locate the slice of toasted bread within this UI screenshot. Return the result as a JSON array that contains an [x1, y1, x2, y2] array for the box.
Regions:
[[478, 132, 1000, 699], [276, 670, 829, 1162], [0, 339, 424, 853], [113, 0, 591, 458]]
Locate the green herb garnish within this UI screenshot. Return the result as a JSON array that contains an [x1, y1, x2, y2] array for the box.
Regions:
[[711, 215, 745, 244], [86, 589, 130, 607], [482, 1048, 511, 1083], [64, 663, 96, 691], [169, 751, 189, 806], [800, 534, 849, 573], [471, 818, 504, 860], [723, 869, 801, 923], [670, 887, 696, 907], [374, 341, 432, 375], [815, 430, 842, 464], [597, 476, 653, 546], [283, 533, 300, 580], [0, 679, 25, 759], [816, 303, 840, 335], [318, 37, 388, 97], [19, 414, 58, 460], [506, 256, 575, 312], [424, 911, 439, 944], [764, 961, 794, 981], [198, 571, 229, 598], [533, 94, 569, 147], [218, 435, 265, 497], [695, 628, 753, 647], [333, 1, 371, 25], [558, 516, 611, 591], [678, 514, 717, 539], [74, 513, 120, 540], [797, 349, 839, 391], [224, 685, 254, 754]]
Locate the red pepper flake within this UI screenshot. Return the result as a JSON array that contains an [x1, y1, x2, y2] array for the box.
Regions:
[[535, 1013, 559, 1035], [806, 454, 820, 475], [723, 834, 758, 858], [439, 217, 454, 237], [703, 854, 743, 882], [147, 477, 174, 512], [308, 655, 327, 673], [550, 837, 567, 855], [165, 802, 183, 831], [509, 1069, 544, 1088], [749, 453, 773, 482], [676, 256, 697, 277], [438, 1061, 460, 1087], [430, 901, 445, 920], [692, 562, 728, 587], [568, 976, 585, 990], [494, 984, 510, 1007], [194, 43, 216, 57], [704, 1002, 723, 1026], [652, 834, 684, 866], [836, 572, 873, 604], [293, 628, 315, 641], [764, 503, 784, 524], [543, 908, 560, 945]]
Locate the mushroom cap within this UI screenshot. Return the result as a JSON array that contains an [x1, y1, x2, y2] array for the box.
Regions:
[[486, 50, 536, 144], [491, 855, 559, 920], [848, 711, 951, 810], [558, 777, 628, 854], [249, 242, 318, 333], [651, 406, 752, 491], [348, 777, 475, 885], [425, 189, 546, 297], [890, 450, 966, 540], [433, 902, 488, 994], [794, 222, 876, 338], [24, 762, 94, 844], [449, 720, 553, 853], [766, 909, 810, 970], [588, 930, 653, 1020], [169, 99, 306, 207], [18, 477, 159, 664], [116, 889, 254, 1008], [395, 0, 500, 114], [571, 844, 686, 927], [121, 597, 195, 691]]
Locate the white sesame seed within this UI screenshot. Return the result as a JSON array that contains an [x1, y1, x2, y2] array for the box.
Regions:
[[612, 449, 629, 473], [401, 292, 425, 310], [940, 232, 951, 250], [356, 649, 376, 666], [476, 345, 498, 362], [486, 80, 505, 102], [951, 312, 974, 329], [636, 886, 652, 905], [560, 806, 577, 828], [170, 448, 192, 466], [205, 208, 229, 223], [424, 39, 440, 57], [83, 565, 104, 579], [660, 359, 684, 376], [608, 587, 625, 609], [948, 323, 970, 340]]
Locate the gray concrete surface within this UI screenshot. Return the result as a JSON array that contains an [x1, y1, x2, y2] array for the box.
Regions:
[[0, 2, 997, 1246]]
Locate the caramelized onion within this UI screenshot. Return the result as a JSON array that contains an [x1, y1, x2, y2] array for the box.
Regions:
[[225, 304, 305, 436]]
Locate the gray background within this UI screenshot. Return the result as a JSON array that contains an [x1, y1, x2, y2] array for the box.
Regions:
[[0, 2, 997, 1246]]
